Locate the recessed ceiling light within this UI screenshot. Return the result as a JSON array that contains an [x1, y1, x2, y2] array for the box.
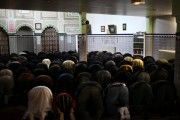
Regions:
[[131, 0, 145, 5]]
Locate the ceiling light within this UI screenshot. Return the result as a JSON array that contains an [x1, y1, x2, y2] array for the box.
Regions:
[[131, 0, 145, 5]]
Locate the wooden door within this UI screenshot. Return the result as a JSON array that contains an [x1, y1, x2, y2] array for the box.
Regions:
[[0, 27, 9, 55], [41, 27, 59, 53]]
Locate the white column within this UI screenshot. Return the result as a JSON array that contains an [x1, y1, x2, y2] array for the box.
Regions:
[[79, 12, 88, 61]]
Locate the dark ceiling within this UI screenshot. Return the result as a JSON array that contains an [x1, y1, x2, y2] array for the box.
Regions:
[[0, 0, 173, 16]]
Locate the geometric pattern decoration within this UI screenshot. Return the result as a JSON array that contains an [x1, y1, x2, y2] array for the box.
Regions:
[[0, 27, 9, 55], [41, 27, 59, 53]]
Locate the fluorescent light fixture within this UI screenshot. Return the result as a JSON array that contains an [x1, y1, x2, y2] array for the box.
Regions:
[[131, 0, 145, 5]]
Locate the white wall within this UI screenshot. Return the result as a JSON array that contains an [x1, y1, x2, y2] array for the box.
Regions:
[[87, 13, 146, 34], [154, 17, 177, 34]]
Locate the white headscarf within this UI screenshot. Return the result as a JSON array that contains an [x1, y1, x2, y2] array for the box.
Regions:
[[42, 59, 51, 68], [23, 86, 53, 120]]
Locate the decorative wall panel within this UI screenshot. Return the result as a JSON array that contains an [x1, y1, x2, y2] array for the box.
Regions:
[[41, 12, 58, 19], [64, 24, 80, 34], [14, 10, 34, 19], [64, 12, 79, 20], [0, 9, 7, 18]]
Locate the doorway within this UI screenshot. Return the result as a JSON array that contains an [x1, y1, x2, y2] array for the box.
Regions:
[[0, 27, 9, 55], [41, 27, 59, 53], [16, 26, 34, 53]]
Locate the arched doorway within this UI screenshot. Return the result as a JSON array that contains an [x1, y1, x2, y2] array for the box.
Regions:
[[41, 27, 59, 53], [0, 27, 9, 55], [17, 26, 34, 53]]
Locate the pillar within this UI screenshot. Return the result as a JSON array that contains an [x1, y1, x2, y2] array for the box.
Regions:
[[79, 12, 88, 61], [173, 0, 180, 103], [146, 17, 154, 56], [174, 16, 180, 101]]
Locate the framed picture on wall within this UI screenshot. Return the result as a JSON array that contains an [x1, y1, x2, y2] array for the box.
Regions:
[[123, 23, 126, 31], [108, 25, 117, 34], [101, 26, 105, 32], [35, 23, 42, 30]]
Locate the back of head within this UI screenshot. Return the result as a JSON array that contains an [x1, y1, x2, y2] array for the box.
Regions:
[[76, 72, 91, 85], [0, 76, 14, 95], [74, 63, 88, 77], [88, 64, 103, 75], [143, 56, 155, 64], [57, 73, 74, 93], [62, 60, 75, 73], [0, 69, 13, 77], [132, 59, 144, 69], [96, 70, 111, 89], [36, 63, 48, 70], [33, 68, 48, 77], [34, 75, 53, 89], [27, 86, 53, 114], [105, 60, 116, 70], [113, 53, 123, 67], [42, 58, 51, 69], [156, 59, 169, 70], [16, 73, 34, 93], [122, 56, 133, 65], [119, 65, 133, 73], [137, 72, 150, 83], [114, 70, 132, 84]]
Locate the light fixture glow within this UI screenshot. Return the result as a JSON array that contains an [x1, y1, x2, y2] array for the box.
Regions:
[[131, 0, 145, 5]]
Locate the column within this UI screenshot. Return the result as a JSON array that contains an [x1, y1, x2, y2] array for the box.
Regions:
[[146, 17, 154, 56], [174, 16, 180, 101], [79, 12, 88, 61], [173, 0, 180, 103]]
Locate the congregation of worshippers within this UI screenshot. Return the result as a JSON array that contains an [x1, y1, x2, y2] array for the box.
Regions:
[[0, 51, 177, 120]]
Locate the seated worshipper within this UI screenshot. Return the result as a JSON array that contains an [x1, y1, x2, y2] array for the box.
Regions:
[[23, 86, 53, 120]]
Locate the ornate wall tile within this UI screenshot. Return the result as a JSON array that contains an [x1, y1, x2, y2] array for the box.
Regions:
[[0, 9, 7, 18], [64, 12, 79, 20], [41, 11, 58, 19], [64, 24, 80, 34], [14, 10, 34, 19]]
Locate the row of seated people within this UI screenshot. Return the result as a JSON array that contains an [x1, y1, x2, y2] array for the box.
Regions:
[[0, 51, 177, 120]]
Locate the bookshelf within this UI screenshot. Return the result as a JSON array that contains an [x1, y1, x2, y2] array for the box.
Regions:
[[133, 32, 145, 57]]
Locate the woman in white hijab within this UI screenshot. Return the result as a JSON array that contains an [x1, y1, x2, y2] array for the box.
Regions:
[[42, 59, 51, 69], [23, 86, 53, 120]]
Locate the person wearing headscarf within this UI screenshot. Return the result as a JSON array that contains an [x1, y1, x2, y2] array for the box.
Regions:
[[42, 59, 51, 69], [23, 86, 53, 120], [0, 69, 14, 106], [62, 60, 75, 74], [76, 72, 104, 120]]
